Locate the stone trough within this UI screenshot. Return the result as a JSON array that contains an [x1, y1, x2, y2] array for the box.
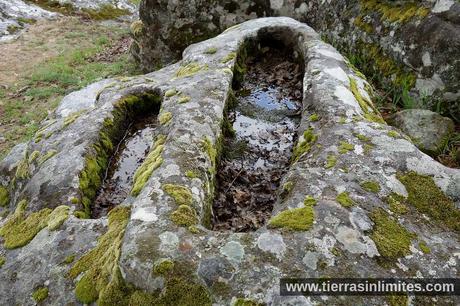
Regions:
[[0, 17, 459, 305]]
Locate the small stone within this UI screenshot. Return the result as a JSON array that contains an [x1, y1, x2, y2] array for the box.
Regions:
[[388, 109, 454, 154]]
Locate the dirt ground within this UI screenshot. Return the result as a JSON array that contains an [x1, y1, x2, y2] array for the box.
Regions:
[[0, 16, 138, 159]]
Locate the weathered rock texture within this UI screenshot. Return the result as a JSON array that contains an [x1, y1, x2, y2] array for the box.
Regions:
[[132, 0, 460, 118], [0, 17, 459, 305], [0, 0, 137, 42], [0, 0, 57, 42], [389, 109, 455, 154]]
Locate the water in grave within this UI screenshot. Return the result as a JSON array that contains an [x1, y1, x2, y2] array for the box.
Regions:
[[212, 43, 304, 231], [92, 115, 159, 218]]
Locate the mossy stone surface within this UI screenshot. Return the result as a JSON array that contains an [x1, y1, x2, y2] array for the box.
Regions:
[[338, 141, 354, 154], [336, 192, 354, 208], [292, 128, 317, 162], [32, 287, 49, 303], [131, 135, 165, 196], [397, 172, 459, 232], [360, 181, 380, 193], [68, 206, 131, 304], [162, 184, 193, 206], [0, 186, 9, 207], [370, 208, 415, 262], [268, 199, 315, 231], [170, 205, 199, 227]]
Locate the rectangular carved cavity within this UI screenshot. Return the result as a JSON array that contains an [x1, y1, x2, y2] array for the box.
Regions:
[[212, 30, 305, 231], [78, 92, 161, 219]]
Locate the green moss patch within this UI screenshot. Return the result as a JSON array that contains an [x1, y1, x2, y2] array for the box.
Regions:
[[387, 193, 408, 215], [171, 205, 199, 227], [153, 258, 174, 275], [178, 95, 191, 104], [292, 128, 317, 162], [360, 180, 381, 193], [349, 77, 384, 124], [71, 229, 211, 306], [131, 135, 166, 196], [204, 47, 217, 54], [325, 154, 337, 169], [360, 0, 430, 23], [0, 200, 48, 249], [221, 52, 236, 63], [355, 133, 371, 142], [338, 141, 354, 154], [64, 110, 85, 127], [336, 192, 355, 208], [68, 206, 131, 304], [308, 113, 320, 122], [47, 205, 70, 230], [15, 157, 30, 180], [304, 195, 317, 206], [175, 62, 208, 78], [418, 241, 431, 254], [387, 131, 400, 138], [81, 4, 130, 20], [268, 198, 315, 231], [159, 111, 172, 125], [370, 208, 415, 262], [37, 149, 57, 165], [201, 136, 218, 174], [63, 254, 76, 265], [0, 186, 9, 207], [0, 256, 5, 268], [32, 287, 49, 303], [164, 88, 177, 98], [28, 150, 41, 163], [0, 201, 70, 249], [185, 170, 200, 179], [234, 299, 262, 306], [397, 172, 459, 232], [388, 294, 408, 306], [162, 184, 193, 206]]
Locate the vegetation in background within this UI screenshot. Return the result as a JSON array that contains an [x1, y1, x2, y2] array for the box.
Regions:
[[0, 18, 140, 160]]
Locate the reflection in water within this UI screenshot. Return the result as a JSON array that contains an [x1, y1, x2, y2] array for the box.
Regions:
[[92, 117, 158, 218], [213, 45, 303, 231]]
